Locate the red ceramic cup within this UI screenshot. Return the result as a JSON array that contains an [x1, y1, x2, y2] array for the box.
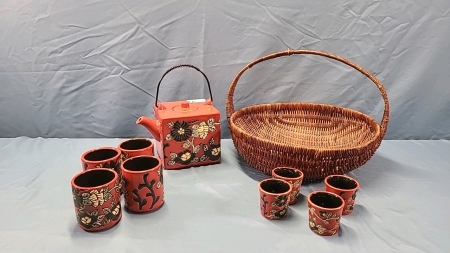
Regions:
[[81, 147, 121, 172], [307, 191, 345, 236], [258, 178, 292, 220], [81, 147, 123, 194], [121, 155, 164, 213], [118, 138, 154, 161], [324, 175, 360, 215], [271, 167, 304, 205], [71, 168, 122, 232]]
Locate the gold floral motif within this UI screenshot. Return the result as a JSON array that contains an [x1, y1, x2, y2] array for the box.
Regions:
[[309, 207, 340, 221], [81, 216, 91, 225], [207, 118, 216, 132], [269, 208, 287, 219], [211, 147, 220, 156], [180, 151, 191, 162], [192, 122, 209, 139], [74, 186, 121, 230], [81, 188, 112, 207], [309, 217, 339, 235], [111, 204, 120, 216], [157, 181, 161, 189]]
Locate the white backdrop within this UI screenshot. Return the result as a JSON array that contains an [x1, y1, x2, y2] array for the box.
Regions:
[[1, 0, 449, 139]]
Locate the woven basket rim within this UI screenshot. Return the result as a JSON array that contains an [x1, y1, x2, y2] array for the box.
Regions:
[[229, 102, 381, 152]]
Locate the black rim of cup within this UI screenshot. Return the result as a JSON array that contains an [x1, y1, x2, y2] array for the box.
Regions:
[[73, 168, 117, 189], [119, 139, 153, 151], [326, 175, 359, 191], [83, 148, 119, 162], [308, 191, 344, 210], [122, 156, 161, 173], [273, 167, 303, 179], [259, 178, 292, 194]]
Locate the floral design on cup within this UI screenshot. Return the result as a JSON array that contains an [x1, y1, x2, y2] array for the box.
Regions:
[[308, 207, 341, 235], [71, 169, 122, 232], [341, 189, 358, 214], [259, 178, 292, 220], [325, 175, 360, 215], [118, 153, 130, 164], [269, 196, 289, 219], [261, 194, 289, 219], [307, 191, 344, 236]]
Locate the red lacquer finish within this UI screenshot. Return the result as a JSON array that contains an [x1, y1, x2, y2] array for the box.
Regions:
[[118, 138, 154, 160], [258, 178, 292, 220], [137, 99, 221, 170], [71, 168, 122, 232], [307, 191, 344, 236], [271, 167, 304, 205], [324, 175, 360, 215], [121, 156, 164, 213], [136, 65, 221, 170]]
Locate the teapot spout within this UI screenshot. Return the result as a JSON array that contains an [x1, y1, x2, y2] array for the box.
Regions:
[[136, 116, 161, 142]]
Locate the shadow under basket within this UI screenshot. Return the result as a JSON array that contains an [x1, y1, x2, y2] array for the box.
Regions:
[[226, 49, 389, 183]]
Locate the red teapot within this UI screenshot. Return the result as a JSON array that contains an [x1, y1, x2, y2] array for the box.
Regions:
[[136, 65, 221, 170]]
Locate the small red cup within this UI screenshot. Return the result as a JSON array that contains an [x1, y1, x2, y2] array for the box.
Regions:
[[307, 191, 344, 236], [258, 178, 292, 220], [71, 168, 122, 232], [324, 175, 360, 215], [81, 147, 123, 194], [121, 155, 164, 213], [118, 138, 154, 161], [271, 167, 304, 205]]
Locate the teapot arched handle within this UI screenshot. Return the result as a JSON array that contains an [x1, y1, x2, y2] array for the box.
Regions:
[[155, 64, 213, 107]]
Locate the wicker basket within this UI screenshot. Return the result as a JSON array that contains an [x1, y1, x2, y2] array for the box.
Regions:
[[226, 49, 389, 183]]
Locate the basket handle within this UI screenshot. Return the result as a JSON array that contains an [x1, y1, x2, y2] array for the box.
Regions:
[[226, 49, 390, 139], [155, 64, 213, 107]]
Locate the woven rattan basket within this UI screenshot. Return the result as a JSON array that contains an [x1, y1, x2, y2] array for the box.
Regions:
[[226, 49, 389, 183]]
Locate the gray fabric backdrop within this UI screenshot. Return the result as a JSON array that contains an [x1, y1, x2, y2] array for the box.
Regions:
[[1, 0, 449, 139]]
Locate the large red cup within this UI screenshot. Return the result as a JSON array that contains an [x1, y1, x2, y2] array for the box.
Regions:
[[71, 168, 122, 232], [307, 191, 344, 236], [121, 155, 164, 213], [81, 147, 121, 173], [118, 138, 154, 160], [324, 175, 360, 215]]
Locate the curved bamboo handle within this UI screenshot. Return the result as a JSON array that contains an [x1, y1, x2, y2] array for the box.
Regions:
[[226, 49, 389, 139], [155, 64, 213, 107]]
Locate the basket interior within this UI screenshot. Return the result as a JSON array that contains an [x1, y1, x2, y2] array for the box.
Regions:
[[230, 103, 380, 150]]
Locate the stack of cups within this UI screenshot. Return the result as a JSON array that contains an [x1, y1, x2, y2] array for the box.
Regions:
[[70, 138, 165, 232]]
